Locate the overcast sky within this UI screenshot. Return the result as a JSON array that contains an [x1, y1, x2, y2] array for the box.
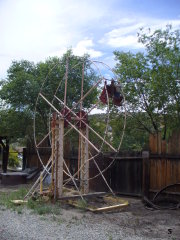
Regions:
[[0, 0, 180, 78]]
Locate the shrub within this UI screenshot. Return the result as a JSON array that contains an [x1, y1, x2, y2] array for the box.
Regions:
[[8, 147, 20, 168]]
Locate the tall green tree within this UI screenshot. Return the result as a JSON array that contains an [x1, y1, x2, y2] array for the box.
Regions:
[[114, 25, 180, 141], [0, 50, 98, 145]]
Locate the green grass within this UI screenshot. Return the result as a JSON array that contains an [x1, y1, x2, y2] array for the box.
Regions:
[[27, 198, 62, 215], [77, 199, 88, 210], [0, 187, 28, 211], [0, 187, 61, 216]]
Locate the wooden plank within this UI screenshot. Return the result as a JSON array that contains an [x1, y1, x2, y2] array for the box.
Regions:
[[150, 159, 154, 190], [161, 158, 166, 189], [79, 126, 89, 194], [149, 134, 157, 154], [88, 202, 129, 213], [177, 161, 180, 182], [168, 130, 180, 154], [58, 192, 106, 200], [157, 132, 162, 155], [173, 160, 178, 192], [172, 159, 178, 184], [109, 156, 143, 160], [166, 159, 172, 186], [178, 132, 180, 155], [156, 159, 162, 190], [142, 151, 150, 198], [177, 162, 180, 193], [161, 140, 167, 154], [151, 159, 157, 190], [56, 119, 64, 198]]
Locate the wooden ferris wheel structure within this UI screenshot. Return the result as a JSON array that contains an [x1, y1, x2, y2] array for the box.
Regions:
[[25, 57, 126, 201]]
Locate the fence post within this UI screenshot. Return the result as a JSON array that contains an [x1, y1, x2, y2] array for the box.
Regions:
[[142, 151, 150, 198]]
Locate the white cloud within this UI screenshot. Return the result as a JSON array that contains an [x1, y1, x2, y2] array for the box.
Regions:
[[100, 18, 180, 49], [101, 32, 143, 49], [0, 0, 108, 77], [73, 39, 103, 58], [0, 0, 180, 78], [99, 21, 144, 48]]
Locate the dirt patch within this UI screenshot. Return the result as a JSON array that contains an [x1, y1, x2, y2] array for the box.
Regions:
[[0, 184, 180, 239]]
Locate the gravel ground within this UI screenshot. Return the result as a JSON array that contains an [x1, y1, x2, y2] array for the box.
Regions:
[[0, 197, 180, 240]]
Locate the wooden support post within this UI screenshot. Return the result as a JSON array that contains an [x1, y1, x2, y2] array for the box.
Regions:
[[80, 126, 89, 194], [40, 172, 43, 194], [79, 61, 89, 193], [51, 115, 56, 196], [55, 118, 64, 198], [142, 151, 150, 199]]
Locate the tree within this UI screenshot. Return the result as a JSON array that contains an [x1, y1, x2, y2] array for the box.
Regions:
[[114, 25, 180, 141], [8, 146, 20, 168], [0, 50, 98, 145]]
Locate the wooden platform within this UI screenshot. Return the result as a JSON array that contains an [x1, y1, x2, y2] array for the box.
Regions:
[[0, 172, 28, 185]]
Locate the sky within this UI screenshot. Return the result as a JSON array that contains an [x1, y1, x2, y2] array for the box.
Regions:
[[0, 0, 180, 79]]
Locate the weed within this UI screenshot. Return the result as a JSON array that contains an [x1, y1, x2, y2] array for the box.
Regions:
[[40, 216, 47, 221], [0, 188, 62, 216], [58, 218, 65, 224], [77, 199, 87, 210], [17, 207, 23, 214], [51, 215, 65, 224], [108, 235, 113, 240], [37, 205, 53, 215], [0, 187, 28, 211], [27, 198, 61, 215], [27, 198, 38, 210], [52, 215, 57, 221], [72, 216, 78, 221]]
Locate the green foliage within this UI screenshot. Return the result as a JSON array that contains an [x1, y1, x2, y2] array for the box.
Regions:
[[110, 113, 149, 151], [89, 114, 107, 148], [0, 50, 98, 145], [114, 25, 180, 140], [0, 187, 61, 215], [8, 146, 20, 168], [0, 109, 32, 145]]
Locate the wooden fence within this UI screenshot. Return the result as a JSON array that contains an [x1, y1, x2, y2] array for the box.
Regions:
[[23, 130, 180, 198], [146, 131, 180, 197]]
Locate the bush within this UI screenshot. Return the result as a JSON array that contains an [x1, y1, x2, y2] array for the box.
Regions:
[[8, 147, 20, 168]]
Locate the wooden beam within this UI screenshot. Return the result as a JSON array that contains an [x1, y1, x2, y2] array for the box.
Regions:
[[56, 118, 64, 198], [39, 93, 100, 153], [80, 127, 89, 194], [54, 95, 117, 152], [142, 151, 150, 198], [58, 192, 107, 200]]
